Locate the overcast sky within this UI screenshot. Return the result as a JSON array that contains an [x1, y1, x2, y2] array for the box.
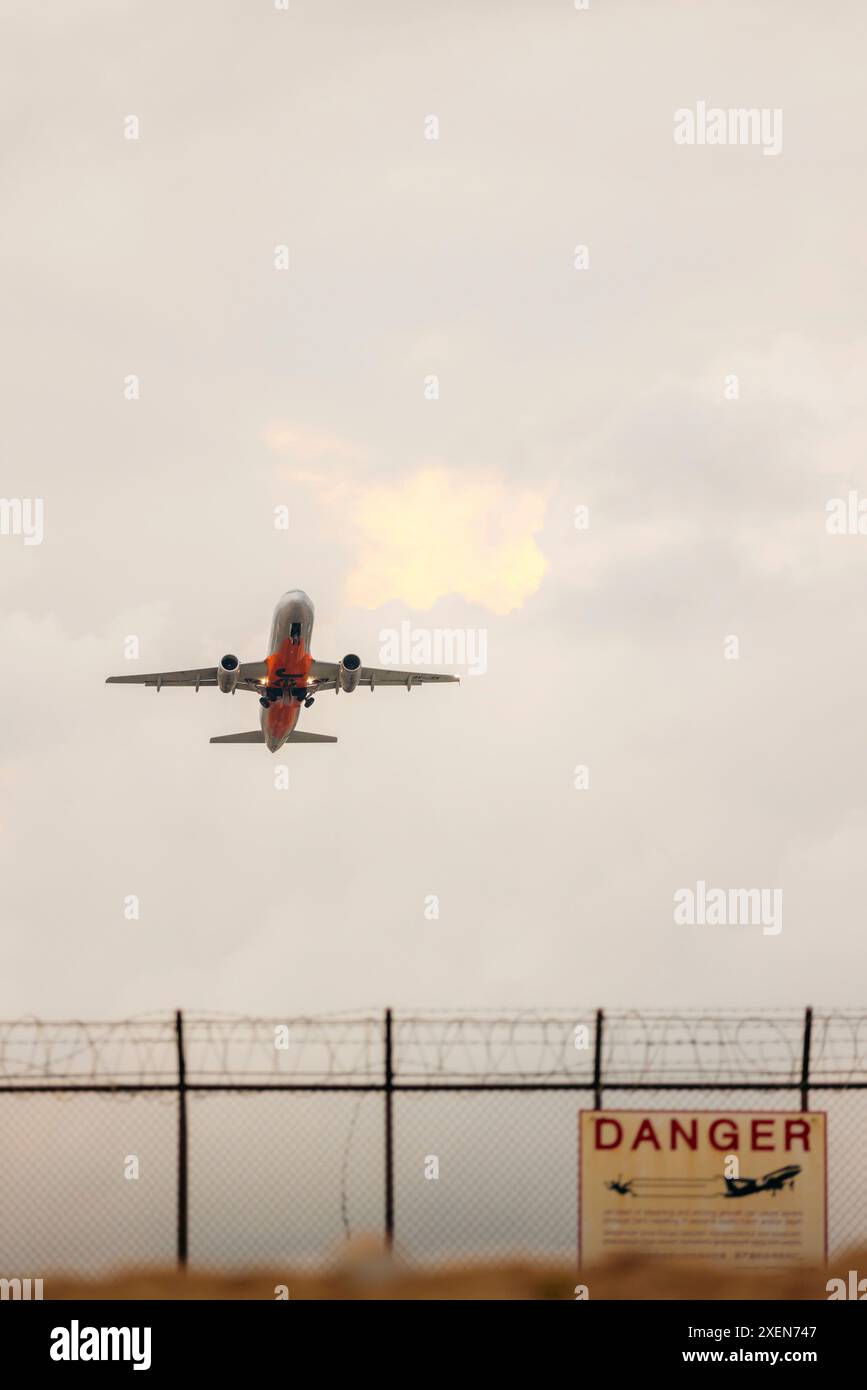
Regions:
[[3, 0, 867, 1020]]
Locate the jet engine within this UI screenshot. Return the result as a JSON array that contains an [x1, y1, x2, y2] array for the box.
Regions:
[[338, 653, 362, 693], [217, 653, 240, 693]]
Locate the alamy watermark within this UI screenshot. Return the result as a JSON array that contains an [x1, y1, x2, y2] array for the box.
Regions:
[[0, 497, 43, 545], [673, 102, 783, 157], [50, 1322, 151, 1371], [827, 1270, 867, 1299], [1, 1276, 44, 1299], [379, 623, 487, 676], [674, 880, 783, 936], [826, 492, 867, 535]]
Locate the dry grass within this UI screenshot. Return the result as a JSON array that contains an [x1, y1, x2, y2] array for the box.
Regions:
[[43, 1239, 862, 1300]]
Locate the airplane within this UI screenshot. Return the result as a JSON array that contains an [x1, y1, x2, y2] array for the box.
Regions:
[[106, 589, 459, 752], [722, 1164, 801, 1199], [606, 1176, 636, 1196]]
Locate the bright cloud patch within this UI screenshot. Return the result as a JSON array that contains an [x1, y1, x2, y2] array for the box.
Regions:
[[263, 424, 365, 463], [345, 467, 548, 614], [264, 423, 550, 613]]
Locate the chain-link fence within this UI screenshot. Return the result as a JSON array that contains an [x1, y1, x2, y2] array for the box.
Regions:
[[1, 1009, 865, 1272]]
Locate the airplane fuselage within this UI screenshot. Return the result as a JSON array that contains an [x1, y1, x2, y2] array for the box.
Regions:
[[261, 590, 316, 752]]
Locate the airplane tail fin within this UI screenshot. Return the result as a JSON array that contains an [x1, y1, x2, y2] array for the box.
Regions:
[[209, 730, 338, 744]]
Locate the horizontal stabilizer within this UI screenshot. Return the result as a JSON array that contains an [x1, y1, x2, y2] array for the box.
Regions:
[[209, 730, 338, 744]]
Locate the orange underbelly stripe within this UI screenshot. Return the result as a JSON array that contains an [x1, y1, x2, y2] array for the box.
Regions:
[[264, 638, 312, 738]]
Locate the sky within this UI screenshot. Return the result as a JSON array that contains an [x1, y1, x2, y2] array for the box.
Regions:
[[3, 0, 867, 1020]]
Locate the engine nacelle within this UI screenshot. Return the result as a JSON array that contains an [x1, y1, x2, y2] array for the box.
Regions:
[[217, 653, 240, 693], [339, 653, 362, 693]]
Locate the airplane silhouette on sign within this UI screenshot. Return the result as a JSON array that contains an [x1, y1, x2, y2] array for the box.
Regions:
[[723, 1164, 801, 1198], [603, 1164, 803, 1200]]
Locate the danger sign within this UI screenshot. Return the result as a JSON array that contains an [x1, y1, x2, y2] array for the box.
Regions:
[[579, 1109, 827, 1269]]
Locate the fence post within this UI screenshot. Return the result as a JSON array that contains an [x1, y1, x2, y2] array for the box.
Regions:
[[593, 1008, 604, 1110], [175, 1009, 189, 1268], [800, 1006, 813, 1112], [384, 1007, 395, 1251]]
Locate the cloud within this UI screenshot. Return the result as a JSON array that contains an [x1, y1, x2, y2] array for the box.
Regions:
[[264, 425, 551, 613], [344, 467, 549, 613], [262, 424, 367, 463]]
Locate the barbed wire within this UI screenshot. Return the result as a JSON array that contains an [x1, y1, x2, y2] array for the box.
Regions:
[[0, 1010, 866, 1088]]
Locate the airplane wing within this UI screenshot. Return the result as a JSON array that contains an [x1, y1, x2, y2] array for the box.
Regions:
[[308, 660, 460, 691], [106, 661, 268, 691]]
